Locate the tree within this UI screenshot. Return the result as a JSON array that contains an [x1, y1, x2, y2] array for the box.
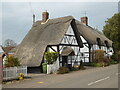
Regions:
[[44, 52, 58, 64], [4, 39, 17, 47], [4, 56, 20, 67], [103, 13, 120, 53]]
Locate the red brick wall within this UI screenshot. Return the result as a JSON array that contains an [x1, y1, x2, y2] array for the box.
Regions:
[[81, 17, 88, 26]]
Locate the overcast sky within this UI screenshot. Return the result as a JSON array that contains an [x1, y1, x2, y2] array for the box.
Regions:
[[0, 2, 118, 45]]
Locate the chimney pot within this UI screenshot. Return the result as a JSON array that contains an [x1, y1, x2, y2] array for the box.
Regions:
[[33, 14, 35, 24], [81, 17, 88, 26]]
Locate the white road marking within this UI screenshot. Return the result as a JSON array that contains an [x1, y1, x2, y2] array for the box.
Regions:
[[37, 82, 44, 84], [88, 76, 110, 86]]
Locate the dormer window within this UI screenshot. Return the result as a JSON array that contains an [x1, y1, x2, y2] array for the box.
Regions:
[[105, 40, 109, 48], [97, 38, 101, 49]]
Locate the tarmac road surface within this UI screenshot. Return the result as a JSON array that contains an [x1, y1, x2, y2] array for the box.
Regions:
[[2, 64, 119, 88]]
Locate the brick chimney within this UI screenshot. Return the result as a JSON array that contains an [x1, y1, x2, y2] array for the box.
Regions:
[[81, 17, 88, 26], [42, 10, 49, 22]]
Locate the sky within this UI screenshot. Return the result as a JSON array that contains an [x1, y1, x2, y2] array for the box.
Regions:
[[0, 1, 119, 45]]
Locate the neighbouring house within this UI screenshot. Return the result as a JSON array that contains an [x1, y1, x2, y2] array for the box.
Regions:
[[0, 46, 15, 67], [1, 46, 15, 56], [0, 46, 4, 56], [14, 11, 113, 73], [76, 17, 113, 63], [0, 46, 4, 83]]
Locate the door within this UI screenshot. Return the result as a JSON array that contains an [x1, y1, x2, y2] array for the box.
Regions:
[[62, 56, 68, 67]]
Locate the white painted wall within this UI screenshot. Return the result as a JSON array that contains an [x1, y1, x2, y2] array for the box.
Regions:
[[48, 25, 114, 65], [49, 46, 57, 52], [61, 25, 77, 45], [66, 25, 74, 35], [60, 25, 79, 53], [47, 58, 59, 74]]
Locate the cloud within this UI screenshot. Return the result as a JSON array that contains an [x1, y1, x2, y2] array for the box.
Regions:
[[1, 2, 118, 45], [1, 0, 120, 2]]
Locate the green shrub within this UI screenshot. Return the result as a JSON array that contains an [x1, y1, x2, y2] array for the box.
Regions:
[[111, 54, 117, 61], [117, 51, 120, 62], [110, 60, 118, 64], [92, 63, 104, 67], [5, 56, 20, 67], [95, 63, 104, 67], [44, 52, 58, 64], [93, 50, 104, 63], [57, 66, 69, 74], [110, 51, 120, 63], [80, 60, 83, 68]]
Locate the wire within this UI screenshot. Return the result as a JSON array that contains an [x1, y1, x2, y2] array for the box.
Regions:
[[29, 1, 34, 14], [28, 1, 36, 24]]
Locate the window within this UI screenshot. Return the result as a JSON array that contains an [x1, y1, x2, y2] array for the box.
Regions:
[[64, 37, 66, 43], [105, 40, 109, 49], [97, 38, 101, 49]]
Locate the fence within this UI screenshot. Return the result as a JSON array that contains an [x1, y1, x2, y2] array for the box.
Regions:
[[3, 66, 27, 81]]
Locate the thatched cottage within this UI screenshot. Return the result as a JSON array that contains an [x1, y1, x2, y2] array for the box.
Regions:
[[14, 11, 113, 71]]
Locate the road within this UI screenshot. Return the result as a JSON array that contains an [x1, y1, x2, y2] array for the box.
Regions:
[[2, 64, 119, 88]]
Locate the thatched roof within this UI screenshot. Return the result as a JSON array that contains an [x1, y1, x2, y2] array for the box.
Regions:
[[61, 46, 75, 56], [15, 16, 113, 67], [88, 26, 113, 47], [76, 20, 113, 46], [15, 16, 83, 67]]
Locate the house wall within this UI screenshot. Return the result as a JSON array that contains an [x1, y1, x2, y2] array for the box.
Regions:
[[59, 25, 81, 66], [80, 36, 89, 62], [79, 36, 114, 63], [47, 25, 114, 67], [49, 46, 57, 52], [91, 45, 113, 53]]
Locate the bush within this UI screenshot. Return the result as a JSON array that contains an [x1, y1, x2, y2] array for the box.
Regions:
[[79, 60, 85, 70], [111, 54, 117, 61], [92, 50, 111, 67], [57, 66, 69, 74], [110, 60, 118, 64], [103, 56, 110, 66], [5, 56, 20, 67], [73, 64, 80, 71], [95, 63, 104, 67], [110, 51, 120, 63], [93, 50, 104, 63], [117, 51, 120, 62], [44, 52, 58, 64]]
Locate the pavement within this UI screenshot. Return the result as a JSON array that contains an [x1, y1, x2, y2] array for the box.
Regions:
[[2, 64, 119, 88]]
